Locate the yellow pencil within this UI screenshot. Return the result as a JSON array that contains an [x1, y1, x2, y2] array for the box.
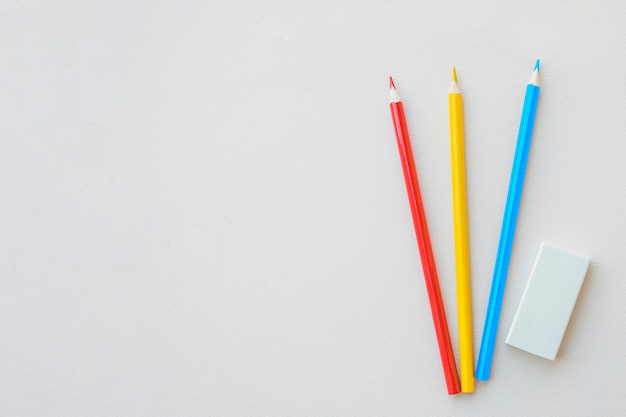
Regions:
[[449, 67, 474, 392]]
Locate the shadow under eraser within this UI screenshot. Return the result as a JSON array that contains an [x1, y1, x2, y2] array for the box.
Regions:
[[505, 242, 590, 360]]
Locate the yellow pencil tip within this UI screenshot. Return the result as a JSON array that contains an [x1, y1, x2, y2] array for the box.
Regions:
[[452, 67, 458, 83]]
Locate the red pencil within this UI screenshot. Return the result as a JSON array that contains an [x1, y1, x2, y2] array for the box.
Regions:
[[389, 77, 461, 395]]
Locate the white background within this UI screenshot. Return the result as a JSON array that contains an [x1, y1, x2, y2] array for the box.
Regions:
[[2, 1, 625, 415]]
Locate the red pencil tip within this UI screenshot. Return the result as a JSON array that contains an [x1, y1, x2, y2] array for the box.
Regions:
[[389, 76, 395, 88]]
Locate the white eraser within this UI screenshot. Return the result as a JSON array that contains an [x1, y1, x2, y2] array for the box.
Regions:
[[505, 242, 590, 360]]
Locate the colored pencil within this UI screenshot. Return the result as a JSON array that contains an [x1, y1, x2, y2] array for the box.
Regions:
[[449, 67, 474, 392], [476, 60, 542, 381], [389, 77, 461, 395]]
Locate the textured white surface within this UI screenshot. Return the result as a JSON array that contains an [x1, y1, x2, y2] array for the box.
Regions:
[[505, 243, 590, 360], [1, 1, 625, 415]]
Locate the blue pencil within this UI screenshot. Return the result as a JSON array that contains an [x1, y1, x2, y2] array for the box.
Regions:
[[476, 60, 541, 381]]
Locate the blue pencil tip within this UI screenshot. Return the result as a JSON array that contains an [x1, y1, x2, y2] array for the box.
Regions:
[[534, 59, 540, 71]]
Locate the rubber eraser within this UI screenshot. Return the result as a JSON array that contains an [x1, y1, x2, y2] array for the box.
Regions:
[[505, 242, 590, 360]]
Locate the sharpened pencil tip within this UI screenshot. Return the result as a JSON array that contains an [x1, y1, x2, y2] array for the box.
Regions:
[[389, 76, 395, 88], [534, 59, 540, 71], [452, 67, 457, 83]]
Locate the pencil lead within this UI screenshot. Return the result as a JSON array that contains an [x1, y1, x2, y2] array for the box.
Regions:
[[452, 67, 458, 83], [534, 59, 540, 72], [389, 76, 395, 89]]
